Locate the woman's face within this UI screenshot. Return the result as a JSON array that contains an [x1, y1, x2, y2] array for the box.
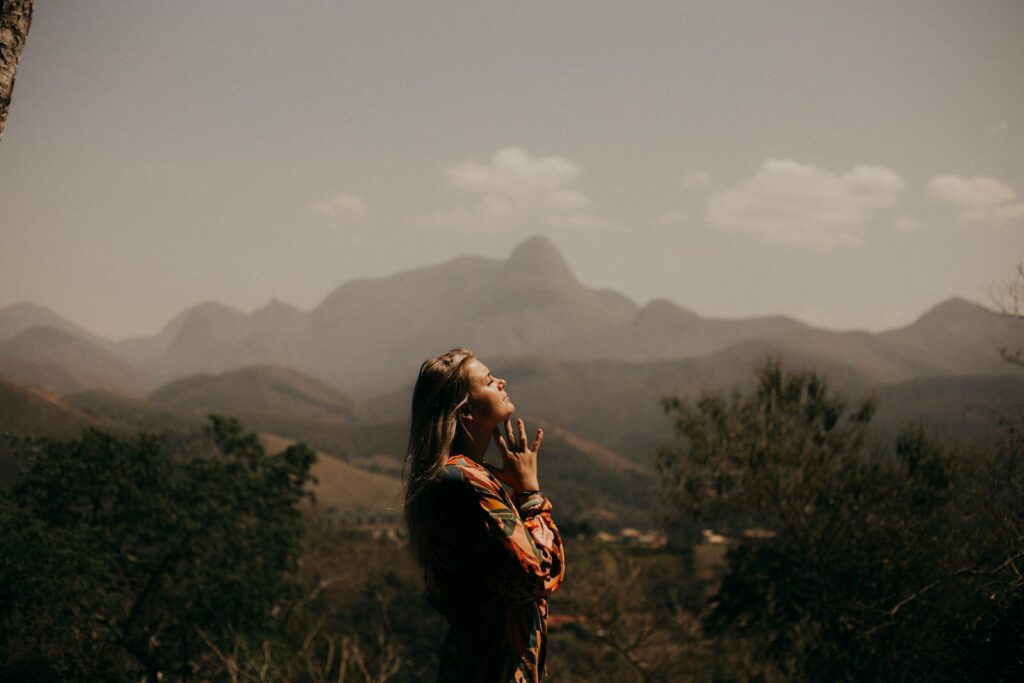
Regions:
[[464, 358, 515, 428]]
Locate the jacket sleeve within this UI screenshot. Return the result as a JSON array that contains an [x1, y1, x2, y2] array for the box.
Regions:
[[457, 463, 566, 603]]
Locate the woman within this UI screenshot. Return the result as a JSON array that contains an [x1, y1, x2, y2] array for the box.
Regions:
[[404, 348, 565, 682]]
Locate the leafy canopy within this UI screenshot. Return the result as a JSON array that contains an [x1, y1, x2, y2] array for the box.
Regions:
[[658, 359, 1023, 682], [0, 415, 315, 682]]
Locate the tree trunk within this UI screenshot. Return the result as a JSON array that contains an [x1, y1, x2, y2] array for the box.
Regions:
[[0, 0, 34, 143]]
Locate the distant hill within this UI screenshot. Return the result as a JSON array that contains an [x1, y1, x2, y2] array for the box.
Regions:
[[147, 364, 373, 422], [879, 297, 1023, 376], [258, 434, 403, 518], [64, 388, 204, 433], [91, 388, 658, 526], [9, 237, 1021, 403], [0, 381, 120, 485], [871, 373, 1024, 444], [0, 379, 406, 519], [299, 235, 643, 389], [0, 302, 113, 349], [133, 301, 256, 380], [11, 377, 660, 528], [116, 302, 216, 366], [116, 297, 300, 375], [700, 299, 1023, 388], [366, 346, 883, 465], [104, 236, 1024, 394], [0, 326, 150, 395], [0, 380, 112, 438], [96, 236, 811, 390], [68, 386, 407, 466], [373, 345, 1021, 472], [7, 345, 1020, 530], [4, 237, 1021, 521], [618, 297, 807, 360]]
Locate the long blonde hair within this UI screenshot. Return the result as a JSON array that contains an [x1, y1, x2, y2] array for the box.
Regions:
[[403, 347, 474, 565]]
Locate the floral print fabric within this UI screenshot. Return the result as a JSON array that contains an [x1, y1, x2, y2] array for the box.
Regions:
[[424, 454, 565, 682]]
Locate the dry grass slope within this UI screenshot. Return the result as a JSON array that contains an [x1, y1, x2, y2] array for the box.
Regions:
[[258, 433, 403, 517]]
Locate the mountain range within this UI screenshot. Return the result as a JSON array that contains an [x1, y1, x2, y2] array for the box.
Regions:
[[2, 236, 1021, 529], [2, 235, 1019, 398]]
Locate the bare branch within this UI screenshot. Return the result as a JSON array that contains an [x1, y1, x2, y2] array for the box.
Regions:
[[856, 548, 1024, 641]]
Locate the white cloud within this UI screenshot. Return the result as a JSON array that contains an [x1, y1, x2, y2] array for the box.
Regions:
[[680, 171, 713, 188], [310, 192, 369, 221], [927, 174, 1024, 224], [707, 159, 906, 249], [418, 147, 608, 231], [446, 147, 581, 194]]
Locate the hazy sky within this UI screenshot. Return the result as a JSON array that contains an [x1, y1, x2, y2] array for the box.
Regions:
[[2, 1, 1022, 340]]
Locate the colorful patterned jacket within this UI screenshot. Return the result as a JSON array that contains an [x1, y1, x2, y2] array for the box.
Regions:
[[423, 453, 566, 682]]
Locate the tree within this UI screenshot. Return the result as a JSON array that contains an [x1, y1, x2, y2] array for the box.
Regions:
[[0, 416, 315, 681], [0, 0, 34, 142], [988, 261, 1024, 368], [658, 360, 1024, 682], [546, 538, 707, 683]]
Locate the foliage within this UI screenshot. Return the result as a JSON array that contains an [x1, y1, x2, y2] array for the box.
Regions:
[[0, 416, 315, 682], [659, 359, 876, 539], [658, 359, 1024, 682], [3, 354, 1022, 681], [547, 538, 707, 683], [182, 519, 445, 683], [991, 261, 1024, 368], [190, 525, 716, 683]]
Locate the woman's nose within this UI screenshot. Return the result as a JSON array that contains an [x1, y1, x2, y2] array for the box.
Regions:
[[497, 377, 506, 389]]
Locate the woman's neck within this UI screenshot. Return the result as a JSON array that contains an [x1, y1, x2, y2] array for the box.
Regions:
[[454, 426, 490, 465]]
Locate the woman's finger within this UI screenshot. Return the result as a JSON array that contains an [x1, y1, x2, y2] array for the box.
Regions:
[[504, 419, 515, 448], [517, 419, 528, 449], [531, 428, 544, 453]]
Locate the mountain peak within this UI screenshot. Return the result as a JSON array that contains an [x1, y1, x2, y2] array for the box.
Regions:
[[252, 298, 306, 331], [504, 235, 575, 282], [184, 300, 246, 318], [914, 297, 993, 326], [509, 234, 562, 260], [0, 301, 106, 345], [1, 301, 53, 317], [170, 301, 250, 347], [633, 299, 701, 327], [0, 302, 66, 338], [254, 298, 302, 316], [10, 324, 81, 345]]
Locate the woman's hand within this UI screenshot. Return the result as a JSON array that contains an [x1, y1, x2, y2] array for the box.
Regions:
[[486, 418, 543, 494]]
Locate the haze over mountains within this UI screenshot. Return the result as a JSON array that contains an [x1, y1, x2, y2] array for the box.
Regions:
[[2, 235, 1021, 527], [2, 235, 1019, 401]]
